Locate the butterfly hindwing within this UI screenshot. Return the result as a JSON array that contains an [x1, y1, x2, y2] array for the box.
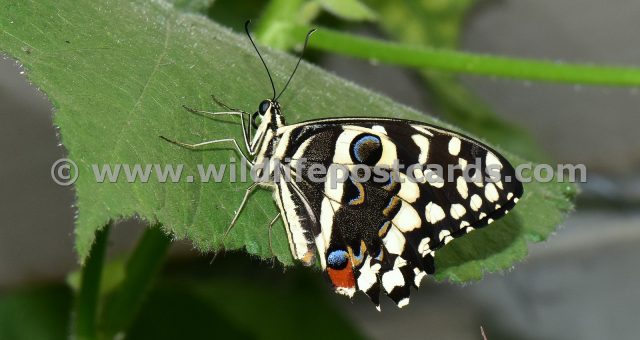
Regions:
[[272, 118, 523, 308]]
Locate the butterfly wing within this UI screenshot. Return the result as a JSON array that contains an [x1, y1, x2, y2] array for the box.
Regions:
[[272, 118, 523, 308]]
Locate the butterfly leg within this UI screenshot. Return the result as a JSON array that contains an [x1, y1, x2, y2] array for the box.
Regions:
[[160, 136, 253, 166], [181, 105, 253, 153], [182, 105, 248, 117], [210, 94, 244, 113], [222, 182, 258, 244], [267, 213, 282, 259]]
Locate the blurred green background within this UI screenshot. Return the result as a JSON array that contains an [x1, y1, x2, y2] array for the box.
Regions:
[[1, 0, 640, 339]]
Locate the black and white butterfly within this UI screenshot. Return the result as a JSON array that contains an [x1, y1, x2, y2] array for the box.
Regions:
[[163, 21, 523, 310]]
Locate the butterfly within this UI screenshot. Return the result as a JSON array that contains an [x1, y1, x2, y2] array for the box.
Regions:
[[162, 21, 523, 310]]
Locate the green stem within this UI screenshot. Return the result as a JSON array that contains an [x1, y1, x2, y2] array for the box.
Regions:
[[99, 225, 172, 338], [74, 224, 111, 340], [292, 24, 640, 87]]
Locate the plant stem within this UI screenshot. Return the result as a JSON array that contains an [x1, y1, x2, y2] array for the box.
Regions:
[[292, 24, 640, 87], [99, 225, 172, 338], [74, 224, 110, 340]]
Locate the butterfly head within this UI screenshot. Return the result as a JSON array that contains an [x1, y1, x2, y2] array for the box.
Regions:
[[249, 99, 285, 150], [252, 99, 284, 128]]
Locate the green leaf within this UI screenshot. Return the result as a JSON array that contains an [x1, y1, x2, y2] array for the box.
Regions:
[[316, 0, 377, 21], [0, 0, 574, 282], [168, 0, 216, 13]]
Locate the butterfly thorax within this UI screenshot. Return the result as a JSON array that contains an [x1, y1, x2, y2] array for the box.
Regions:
[[251, 100, 287, 182]]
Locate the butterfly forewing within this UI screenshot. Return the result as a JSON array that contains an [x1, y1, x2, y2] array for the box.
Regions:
[[273, 118, 523, 308]]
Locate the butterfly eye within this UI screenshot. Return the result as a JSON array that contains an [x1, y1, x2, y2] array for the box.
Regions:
[[258, 100, 271, 115], [251, 111, 260, 129]]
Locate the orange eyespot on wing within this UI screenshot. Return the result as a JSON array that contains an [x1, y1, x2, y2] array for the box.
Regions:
[[327, 262, 355, 289], [326, 249, 356, 296]]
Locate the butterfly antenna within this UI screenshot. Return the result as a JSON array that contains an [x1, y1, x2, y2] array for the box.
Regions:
[[245, 20, 277, 100], [275, 28, 317, 101]]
